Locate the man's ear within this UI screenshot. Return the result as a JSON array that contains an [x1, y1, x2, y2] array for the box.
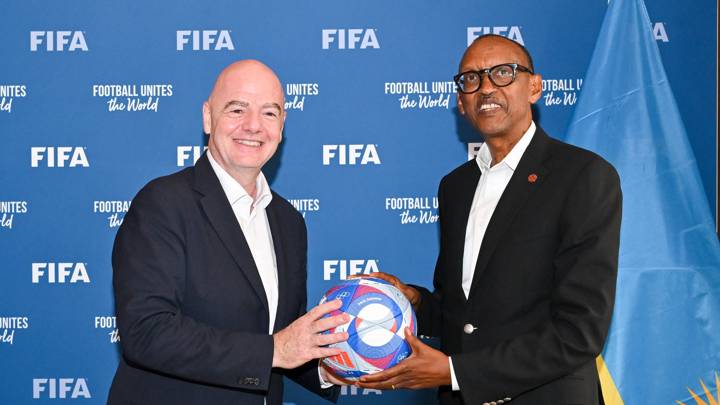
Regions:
[[457, 94, 466, 115], [529, 74, 542, 104], [279, 110, 286, 138], [202, 101, 212, 135]]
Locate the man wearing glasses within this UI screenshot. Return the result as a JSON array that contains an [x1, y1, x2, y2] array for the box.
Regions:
[[358, 34, 622, 405]]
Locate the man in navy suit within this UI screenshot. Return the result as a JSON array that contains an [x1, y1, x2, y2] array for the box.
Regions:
[[108, 60, 348, 405], [359, 35, 622, 405]]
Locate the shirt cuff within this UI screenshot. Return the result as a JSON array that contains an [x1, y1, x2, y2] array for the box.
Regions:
[[318, 361, 334, 389], [448, 356, 460, 391]]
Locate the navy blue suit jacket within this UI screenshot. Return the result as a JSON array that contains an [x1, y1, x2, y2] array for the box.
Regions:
[[108, 153, 338, 405]]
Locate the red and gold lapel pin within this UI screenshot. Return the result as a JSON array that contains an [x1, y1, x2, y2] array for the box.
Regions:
[[527, 173, 538, 183]]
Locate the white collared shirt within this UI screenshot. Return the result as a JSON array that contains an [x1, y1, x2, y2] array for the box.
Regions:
[[449, 121, 537, 391], [207, 150, 278, 335], [461, 120, 536, 299]]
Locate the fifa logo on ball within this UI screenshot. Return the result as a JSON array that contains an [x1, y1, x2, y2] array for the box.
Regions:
[[319, 277, 416, 380]]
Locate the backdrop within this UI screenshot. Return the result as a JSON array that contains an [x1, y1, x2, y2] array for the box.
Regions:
[[0, 1, 717, 404]]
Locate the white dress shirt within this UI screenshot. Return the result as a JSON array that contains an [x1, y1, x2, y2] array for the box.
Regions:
[[449, 121, 537, 391], [207, 150, 278, 334]]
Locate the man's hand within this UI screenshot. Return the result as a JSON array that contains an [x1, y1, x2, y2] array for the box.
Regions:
[[352, 272, 421, 311], [272, 299, 349, 369], [357, 328, 450, 390], [319, 362, 353, 386]]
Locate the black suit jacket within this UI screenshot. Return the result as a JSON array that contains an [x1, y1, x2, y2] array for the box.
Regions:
[[108, 154, 338, 405], [415, 127, 621, 405]]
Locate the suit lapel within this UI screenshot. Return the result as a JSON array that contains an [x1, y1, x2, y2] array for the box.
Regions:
[[193, 154, 270, 315], [468, 128, 552, 300], [455, 163, 483, 237], [265, 199, 289, 333], [452, 162, 482, 303]]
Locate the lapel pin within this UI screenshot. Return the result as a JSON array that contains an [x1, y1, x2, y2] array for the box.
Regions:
[[527, 173, 538, 183]]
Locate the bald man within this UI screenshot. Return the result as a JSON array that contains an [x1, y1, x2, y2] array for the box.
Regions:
[[108, 60, 347, 405], [359, 35, 621, 405]]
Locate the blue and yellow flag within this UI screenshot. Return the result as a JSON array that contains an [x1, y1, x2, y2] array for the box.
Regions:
[[564, 0, 720, 403]]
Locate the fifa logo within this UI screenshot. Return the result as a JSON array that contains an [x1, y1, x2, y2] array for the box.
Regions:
[[323, 259, 379, 280], [33, 378, 91, 399], [177, 146, 207, 166], [176, 30, 234, 51], [31, 263, 91, 284], [30, 31, 88, 51], [467, 142, 483, 160], [322, 29, 380, 49], [340, 385, 382, 396], [30, 147, 89, 168], [466, 26, 524, 46], [322, 144, 381, 165]]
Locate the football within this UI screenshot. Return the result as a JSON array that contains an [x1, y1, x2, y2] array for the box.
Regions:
[[319, 277, 417, 381]]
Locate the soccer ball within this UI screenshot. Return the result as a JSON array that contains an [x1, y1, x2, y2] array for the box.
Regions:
[[319, 277, 417, 381]]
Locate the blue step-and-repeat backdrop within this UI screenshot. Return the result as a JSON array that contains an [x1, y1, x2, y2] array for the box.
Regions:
[[0, 1, 716, 403]]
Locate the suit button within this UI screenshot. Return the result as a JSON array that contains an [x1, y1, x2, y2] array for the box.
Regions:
[[463, 323, 476, 334], [504, 398, 512, 402]]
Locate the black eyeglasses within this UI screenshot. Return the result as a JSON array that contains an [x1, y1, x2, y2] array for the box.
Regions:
[[454, 63, 534, 94]]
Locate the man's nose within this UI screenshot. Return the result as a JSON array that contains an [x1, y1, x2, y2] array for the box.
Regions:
[[242, 109, 262, 132], [478, 73, 497, 95]]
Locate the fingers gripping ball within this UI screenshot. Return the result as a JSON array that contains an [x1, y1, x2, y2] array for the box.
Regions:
[[319, 277, 417, 381]]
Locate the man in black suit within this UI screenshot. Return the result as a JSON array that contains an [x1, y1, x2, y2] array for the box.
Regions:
[[359, 34, 622, 405], [108, 60, 349, 405]]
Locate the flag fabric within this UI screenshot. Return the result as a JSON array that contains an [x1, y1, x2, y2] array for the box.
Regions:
[[564, 0, 720, 403]]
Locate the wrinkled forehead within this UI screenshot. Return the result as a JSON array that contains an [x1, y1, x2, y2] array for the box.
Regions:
[[459, 38, 529, 70]]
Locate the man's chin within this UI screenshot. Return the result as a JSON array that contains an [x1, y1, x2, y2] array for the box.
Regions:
[[474, 125, 507, 140]]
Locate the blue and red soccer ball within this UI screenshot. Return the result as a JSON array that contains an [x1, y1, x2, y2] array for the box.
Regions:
[[319, 277, 417, 381]]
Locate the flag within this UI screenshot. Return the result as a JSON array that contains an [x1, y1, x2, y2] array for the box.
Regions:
[[564, 0, 720, 403]]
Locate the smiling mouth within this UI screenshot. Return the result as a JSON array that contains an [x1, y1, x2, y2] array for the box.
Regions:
[[479, 102, 502, 112], [233, 139, 263, 147]]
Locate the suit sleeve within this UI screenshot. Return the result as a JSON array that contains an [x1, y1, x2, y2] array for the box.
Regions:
[[452, 157, 622, 403], [113, 181, 274, 391], [283, 362, 339, 403]]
